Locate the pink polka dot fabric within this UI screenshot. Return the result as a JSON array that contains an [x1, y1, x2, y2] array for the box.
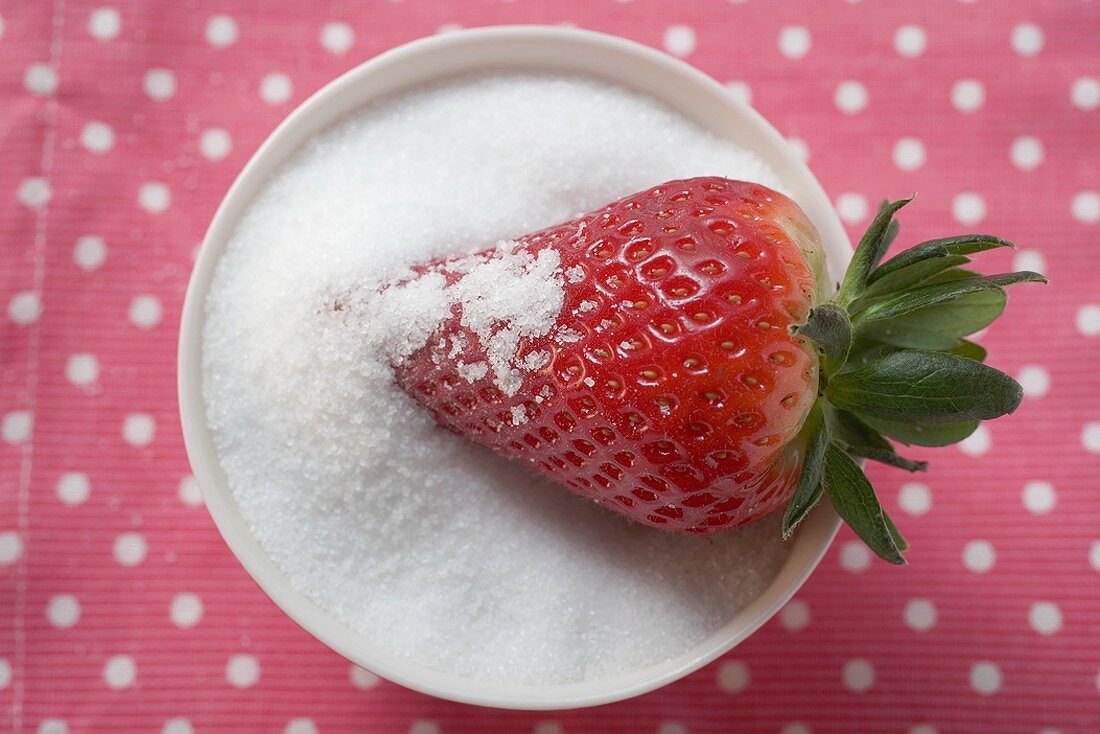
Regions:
[[2, 1, 1099, 732]]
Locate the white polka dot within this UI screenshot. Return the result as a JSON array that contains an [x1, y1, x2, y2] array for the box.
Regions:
[[893, 25, 926, 57], [74, 236, 107, 270], [909, 727, 937, 734], [1021, 480, 1056, 515], [836, 193, 869, 224], [24, 63, 58, 96], [113, 532, 147, 566], [143, 68, 176, 101], [260, 73, 293, 105], [18, 177, 52, 209], [1028, 601, 1062, 635], [138, 182, 170, 214], [1016, 365, 1050, 399], [969, 661, 1002, 695], [2, 411, 33, 444], [122, 413, 156, 447], [1082, 422, 1100, 453], [958, 424, 991, 457], [81, 121, 114, 153], [778, 26, 811, 59], [0, 532, 23, 565], [840, 540, 871, 573], [1037, 729, 1063, 734], [898, 482, 932, 516], [1012, 250, 1046, 276], [162, 718, 194, 734], [103, 654, 136, 689], [36, 720, 69, 734], [1071, 192, 1100, 224], [436, 23, 462, 35], [716, 660, 750, 693], [129, 295, 163, 328], [198, 128, 231, 161], [1010, 136, 1044, 170], [834, 81, 868, 114], [170, 593, 203, 628], [532, 722, 564, 734], [47, 595, 80, 628], [1089, 540, 1100, 571], [655, 725, 686, 734], [962, 540, 996, 573], [205, 15, 238, 48], [179, 475, 203, 507], [663, 25, 696, 57], [1011, 23, 1044, 57], [779, 598, 810, 631], [951, 79, 985, 113], [904, 599, 937, 631], [56, 472, 90, 506], [1071, 77, 1099, 110], [226, 654, 260, 687], [321, 22, 355, 55], [350, 664, 380, 688], [893, 137, 926, 171], [88, 8, 121, 41], [787, 137, 809, 162], [843, 659, 875, 692], [781, 725, 812, 734], [725, 81, 752, 107], [1079, 304, 1100, 337], [8, 292, 42, 324], [285, 719, 317, 734], [65, 354, 100, 387], [409, 721, 440, 734]]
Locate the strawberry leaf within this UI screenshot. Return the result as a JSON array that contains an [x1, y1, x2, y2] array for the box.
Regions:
[[837, 196, 913, 307], [858, 415, 979, 446], [852, 255, 971, 309], [858, 288, 1006, 350], [827, 407, 891, 448], [853, 271, 1046, 326], [949, 339, 987, 362], [879, 199, 901, 250], [922, 267, 982, 285], [843, 338, 902, 371], [795, 305, 852, 378], [828, 408, 927, 471], [782, 403, 829, 538], [883, 510, 909, 552], [869, 234, 1014, 283], [823, 442, 906, 564], [844, 443, 928, 472], [825, 350, 1023, 424]]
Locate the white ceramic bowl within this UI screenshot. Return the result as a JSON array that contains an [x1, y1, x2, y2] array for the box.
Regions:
[[178, 26, 847, 710]]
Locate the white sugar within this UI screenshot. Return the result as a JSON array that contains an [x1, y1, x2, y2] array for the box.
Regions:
[[203, 72, 790, 685], [447, 245, 564, 395]]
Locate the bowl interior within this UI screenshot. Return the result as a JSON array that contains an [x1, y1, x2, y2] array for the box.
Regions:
[[178, 26, 847, 710]]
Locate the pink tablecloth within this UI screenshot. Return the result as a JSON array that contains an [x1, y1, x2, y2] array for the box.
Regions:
[[2, 1, 1098, 732]]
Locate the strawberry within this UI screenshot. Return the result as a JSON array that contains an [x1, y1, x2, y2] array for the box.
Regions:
[[389, 177, 1043, 563]]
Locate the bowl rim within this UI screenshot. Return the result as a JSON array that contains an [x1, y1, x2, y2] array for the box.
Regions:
[[178, 24, 846, 710]]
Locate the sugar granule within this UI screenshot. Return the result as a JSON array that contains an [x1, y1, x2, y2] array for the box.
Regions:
[[203, 72, 791, 685]]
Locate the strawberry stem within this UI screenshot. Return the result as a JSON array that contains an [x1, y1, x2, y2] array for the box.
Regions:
[[795, 304, 851, 379]]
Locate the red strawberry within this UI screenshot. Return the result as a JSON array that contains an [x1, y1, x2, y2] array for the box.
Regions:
[[388, 177, 1043, 563]]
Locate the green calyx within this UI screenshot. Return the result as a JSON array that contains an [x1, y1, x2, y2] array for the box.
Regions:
[[782, 198, 1046, 564]]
